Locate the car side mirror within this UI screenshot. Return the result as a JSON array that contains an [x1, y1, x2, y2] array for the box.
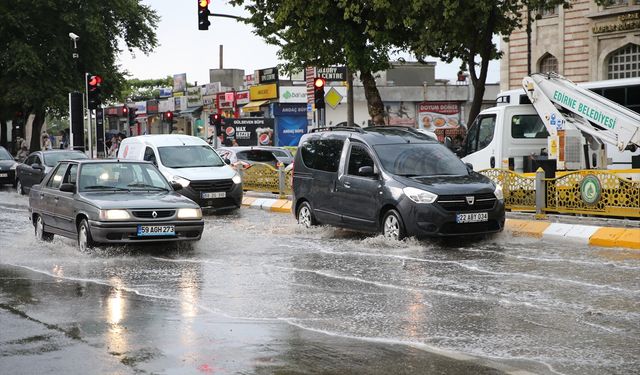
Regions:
[[224, 158, 231, 165], [59, 183, 76, 193], [31, 163, 44, 171], [465, 162, 474, 171], [358, 166, 376, 177], [444, 136, 453, 149], [170, 182, 183, 191]]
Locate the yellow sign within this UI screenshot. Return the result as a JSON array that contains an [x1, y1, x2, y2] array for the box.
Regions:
[[250, 83, 278, 100], [325, 87, 343, 109]]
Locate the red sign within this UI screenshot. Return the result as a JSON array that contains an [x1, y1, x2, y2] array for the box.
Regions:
[[217, 92, 233, 109], [235, 91, 250, 105], [418, 102, 460, 115], [225, 92, 235, 102]]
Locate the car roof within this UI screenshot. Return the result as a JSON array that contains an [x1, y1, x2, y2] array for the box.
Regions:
[[61, 159, 153, 164], [33, 149, 86, 155], [122, 134, 208, 147], [219, 146, 290, 152], [304, 126, 440, 146]]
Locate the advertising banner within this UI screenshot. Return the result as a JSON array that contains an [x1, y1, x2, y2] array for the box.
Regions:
[[135, 101, 147, 114], [187, 86, 203, 107], [383, 101, 416, 126], [203, 82, 222, 96], [258, 67, 279, 83], [173, 73, 187, 93], [235, 90, 250, 105], [249, 83, 278, 100], [273, 103, 307, 116], [146, 100, 159, 115], [216, 92, 234, 109], [277, 116, 307, 147], [279, 86, 308, 103], [159, 87, 173, 98], [158, 99, 175, 113], [418, 101, 461, 132], [174, 96, 187, 112], [223, 118, 275, 146]]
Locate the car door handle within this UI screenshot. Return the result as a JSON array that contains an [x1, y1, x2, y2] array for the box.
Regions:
[[54, 197, 59, 201], [343, 181, 351, 188], [39, 193, 45, 199]]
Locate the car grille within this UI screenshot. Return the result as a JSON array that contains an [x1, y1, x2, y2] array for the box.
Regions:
[[436, 193, 496, 212], [132, 210, 175, 219], [190, 179, 234, 192]]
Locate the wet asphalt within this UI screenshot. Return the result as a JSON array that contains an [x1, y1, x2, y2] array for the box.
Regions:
[[0, 189, 639, 375]]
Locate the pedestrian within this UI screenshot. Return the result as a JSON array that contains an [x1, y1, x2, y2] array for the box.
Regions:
[[107, 135, 118, 158], [41, 132, 52, 150], [16, 137, 29, 162], [59, 130, 69, 149]]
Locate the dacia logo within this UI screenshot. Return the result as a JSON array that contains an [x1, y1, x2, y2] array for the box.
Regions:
[[466, 196, 475, 205]]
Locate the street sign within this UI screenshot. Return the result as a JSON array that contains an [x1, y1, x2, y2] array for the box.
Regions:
[[317, 67, 346, 81], [325, 87, 344, 109]]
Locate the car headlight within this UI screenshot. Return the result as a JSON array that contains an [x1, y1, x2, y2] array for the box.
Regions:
[[172, 176, 190, 188], [177, 208, 202, 219], [403, 187, 437, 204], [494, 184, 504, 200], [99, 209, 131, 221], [232, 173, 242, 184]]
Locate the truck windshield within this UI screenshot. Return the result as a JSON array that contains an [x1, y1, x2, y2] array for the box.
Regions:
[[374, 143, 469, 177], [158, 145, 225, 168]]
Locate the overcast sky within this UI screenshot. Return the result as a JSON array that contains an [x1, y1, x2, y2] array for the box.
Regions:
[[117, 1, 500, 86]]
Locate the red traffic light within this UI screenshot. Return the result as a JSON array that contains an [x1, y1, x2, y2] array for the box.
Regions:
[[313, 77, 325, 88], [165, 111, 174, 120], [213, 113, 220, 120], [199, 0, 210, 7], [88, 75, 102, 87], [122, 107, 128, 114]]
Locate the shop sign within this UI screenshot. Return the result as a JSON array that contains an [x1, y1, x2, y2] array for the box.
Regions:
[[383, 102, 416, 127], [244, 74, 255, 86], [250, 83, 278, 100], [159, 99, 175, 112], [279, 86, 307, 103], [236, 90, 250, 105], [146, 100, 159, 115], [135, 101, 147, 114], [187, 86, 203, 107], [223, 118, 275, 146], [258, 67, 279, 83], [418, 101, 461, 131], [277, 116, 307, 147], [105, 107, 119, 116], [173, 73, 187, 93], [174, 96, 188, 111], [159, 87, 172, 98], [316, 66, 346, 81], [216, 92, 234, 109], [225, 92, 235, 102], [273, 103, 307, 116], [203, 82, 222, 96]]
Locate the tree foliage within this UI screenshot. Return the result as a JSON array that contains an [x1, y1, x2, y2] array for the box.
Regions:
[[0, 0, 159, 150], [120, 76, 173, 102]]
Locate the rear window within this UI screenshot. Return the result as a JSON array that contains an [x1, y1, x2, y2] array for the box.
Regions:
[[299, 139, 344, 172], [43, 151, 88, 167], [511, 115, 549, 139], [237, 150, 277, 162]]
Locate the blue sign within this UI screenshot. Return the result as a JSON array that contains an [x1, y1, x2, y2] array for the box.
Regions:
[[277, 116, 307, 146], [273, 103, 307, 117]]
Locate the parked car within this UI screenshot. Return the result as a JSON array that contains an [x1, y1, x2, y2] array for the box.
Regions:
[[0, 146, 18, 187], [117, 135, 242, 212], [28, 159, 204, 251], [292, 127, 505, 240], [217, 146, 294, 168], [15, 150, 88, 195]]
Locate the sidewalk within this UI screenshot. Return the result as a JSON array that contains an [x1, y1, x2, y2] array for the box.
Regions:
[[241, 193, 640, 250]]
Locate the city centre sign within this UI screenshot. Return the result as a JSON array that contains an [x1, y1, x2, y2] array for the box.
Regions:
[[316, 66, 346, 81]]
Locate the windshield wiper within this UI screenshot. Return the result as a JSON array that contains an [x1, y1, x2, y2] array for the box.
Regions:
[[127, 183, 169, 191], [83, 185, 130, 192]]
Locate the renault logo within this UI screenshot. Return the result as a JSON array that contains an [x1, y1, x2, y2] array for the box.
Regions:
[[152, 211, 158, 218], [466, 196, 475, 205]]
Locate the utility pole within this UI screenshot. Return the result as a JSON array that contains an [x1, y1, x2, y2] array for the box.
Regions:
[[346, 67, 354, 127]]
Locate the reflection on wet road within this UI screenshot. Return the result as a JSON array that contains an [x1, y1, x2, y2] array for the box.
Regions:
[[0, 190, 638, 374]]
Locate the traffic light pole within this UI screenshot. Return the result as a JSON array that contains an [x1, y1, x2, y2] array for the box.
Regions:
[[84, 73, 93, 158]]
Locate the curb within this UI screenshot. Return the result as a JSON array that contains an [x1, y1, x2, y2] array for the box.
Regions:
[[241, 196, 640, 250]]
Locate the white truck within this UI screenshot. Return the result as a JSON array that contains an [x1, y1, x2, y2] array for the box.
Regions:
[[459, 73, 640, 172]]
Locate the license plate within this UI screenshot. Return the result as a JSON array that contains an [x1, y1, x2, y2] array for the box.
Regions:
[[0, 173, 7, 178], [137, 225, 175, 236], [201, 192, 226, 199], [456, 212, 488, 223]]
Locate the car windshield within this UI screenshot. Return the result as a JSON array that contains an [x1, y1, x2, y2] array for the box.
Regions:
[[158, 145, 224, 168], [374, 143, 469, 177], [78, 162, 170, 192], [271, 150, 290, 157], [237, 150, 277, 163], [43, 151, 88, 167], [0, 148, 12, 160]]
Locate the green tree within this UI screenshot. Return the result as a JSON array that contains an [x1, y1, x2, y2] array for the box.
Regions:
[[120, 76, 173, 102], [230, 0, 395, 124], [0, 0, 158, 151]]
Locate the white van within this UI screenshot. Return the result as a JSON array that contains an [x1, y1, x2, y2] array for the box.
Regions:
[[117, 135, 242, 211]]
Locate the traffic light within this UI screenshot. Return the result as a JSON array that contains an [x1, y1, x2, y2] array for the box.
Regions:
[[164, 111, 174, 122], [87, 74, 102, 110], [209, 113, 221, 126], [313, 77, 326, 110], [128, 107, 137, 126], [198, 0, 211, 30]]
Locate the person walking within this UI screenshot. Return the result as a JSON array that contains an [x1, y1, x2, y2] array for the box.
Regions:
[[41, 132, 52, 150]]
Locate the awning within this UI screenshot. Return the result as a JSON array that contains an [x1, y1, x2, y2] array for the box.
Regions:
[[242, 100, 270, 113], [178, 106, 203, 116]]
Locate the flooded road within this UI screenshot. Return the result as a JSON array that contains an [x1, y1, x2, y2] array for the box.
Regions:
[[0, 190, 639, 374]]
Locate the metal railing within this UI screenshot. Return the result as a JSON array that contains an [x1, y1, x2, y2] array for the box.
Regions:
[[237, 163, 292, 197], [480, 168, 640, 219]]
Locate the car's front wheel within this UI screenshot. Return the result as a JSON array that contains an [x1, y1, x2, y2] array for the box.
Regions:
[[297, 201, 316, 228], [382, 209, 406, 241], [16, 179, 24, 195], [78, 219, 96, 252], [34, 215, 53, 242]]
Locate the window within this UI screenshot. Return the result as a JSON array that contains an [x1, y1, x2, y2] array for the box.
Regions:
[[64, 164, 78, 185], [538, 5, 557, 17], [605, 0, 628, 7], [34, 156, 42, 165], [347, 144, 375, 176], [158, 145, 224, 168], [0, 147, 11, 160], [374, 143, 469, 177], [78, 163, 170, 191], [43, 151, 87, 167], [237, 150, 277, 163], [300, 139, 344, 172], [539, 54, 558, 73], [608, 44, 640, 79], [46, 163, 69, 189], [511, 115, 549, 139], [143, 147, 157, 164], [466, 115, 496, 154], [24, 155, 35, 165]]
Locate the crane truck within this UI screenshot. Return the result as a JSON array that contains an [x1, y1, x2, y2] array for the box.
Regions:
[[458, 73, 640, 173]]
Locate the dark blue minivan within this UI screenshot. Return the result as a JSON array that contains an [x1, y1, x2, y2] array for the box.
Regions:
[[292, 126, 505, 240]]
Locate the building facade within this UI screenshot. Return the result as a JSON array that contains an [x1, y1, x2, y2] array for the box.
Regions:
[[501, 0, 640, 90]]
